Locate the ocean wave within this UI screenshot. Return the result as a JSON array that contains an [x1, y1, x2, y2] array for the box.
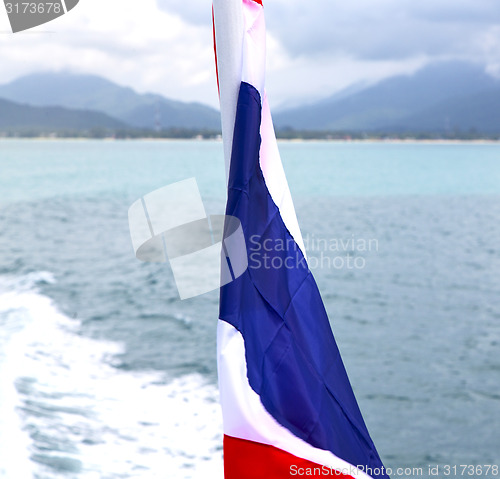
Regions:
[[0, 273, 223, 479]]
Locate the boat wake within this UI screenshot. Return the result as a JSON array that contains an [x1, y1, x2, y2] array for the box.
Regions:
[[0, 272, 223, 479]]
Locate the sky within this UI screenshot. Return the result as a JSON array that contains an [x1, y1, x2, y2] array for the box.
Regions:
[[0, 0, 499, 109]]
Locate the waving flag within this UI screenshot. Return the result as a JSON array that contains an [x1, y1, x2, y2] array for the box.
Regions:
[[213, 1, 390, 478]]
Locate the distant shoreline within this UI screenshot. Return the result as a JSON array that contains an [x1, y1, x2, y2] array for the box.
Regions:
[[1, 126, 499, 143], [1, 136, 499, 144]]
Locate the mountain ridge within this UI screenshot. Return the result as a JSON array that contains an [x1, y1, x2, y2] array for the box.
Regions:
[[273, 61, 500, 133], [0, 72, 221, 130], [0, 97, 126, 132], [1, 62, 499, 135]]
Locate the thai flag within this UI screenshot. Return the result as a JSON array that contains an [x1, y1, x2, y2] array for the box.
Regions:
[[213, 1, 390, 477]]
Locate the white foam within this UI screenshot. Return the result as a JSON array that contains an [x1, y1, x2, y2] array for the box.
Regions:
[[0, 292, 35, 478], [0, 271, 56, 294], [0, 273, 223, 479]]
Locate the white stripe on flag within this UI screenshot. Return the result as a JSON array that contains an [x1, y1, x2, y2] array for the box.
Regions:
[[213, 0, 244, 182], [217, 320, 373, 479]]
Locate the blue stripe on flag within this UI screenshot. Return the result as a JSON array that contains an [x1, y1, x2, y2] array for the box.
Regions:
[[220, 81, 389, 478]]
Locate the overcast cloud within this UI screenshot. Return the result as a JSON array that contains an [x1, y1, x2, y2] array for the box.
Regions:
[[1, 0, 499, 108], [159, 0, 500, 62], [264, 0, 500, 60]]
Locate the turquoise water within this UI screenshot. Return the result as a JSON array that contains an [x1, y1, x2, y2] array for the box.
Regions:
[[2, 140, 499, 203], [281, 141, 500, 196], [0, 140, 499, 478]]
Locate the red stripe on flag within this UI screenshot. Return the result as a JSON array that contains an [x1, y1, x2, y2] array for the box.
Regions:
[[212, 6, 219, 97], [251, 0, 263, 5], [224, 435, 356, 479]]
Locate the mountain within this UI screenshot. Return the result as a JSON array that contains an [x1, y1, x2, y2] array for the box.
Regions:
[[0, 98, 126, 132], [0, 73, 221, 130], [273, 61, 500, 133], [385, 87, 500, 133], [1, 63, 498, 135]]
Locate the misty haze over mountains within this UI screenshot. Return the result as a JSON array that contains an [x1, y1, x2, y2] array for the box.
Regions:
[[0, 61, 498, 135], [273, 61, 500, 133], [0, 73, 220, 132]]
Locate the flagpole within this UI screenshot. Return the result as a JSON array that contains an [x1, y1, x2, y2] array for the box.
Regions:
[[213, 0, 244, 183]]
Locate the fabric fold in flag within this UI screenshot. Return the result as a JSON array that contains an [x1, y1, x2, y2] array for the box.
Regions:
[[213, 1, 390, 478]]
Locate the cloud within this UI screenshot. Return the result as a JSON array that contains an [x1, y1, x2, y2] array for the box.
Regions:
[[0, 0, 220, 106], [157, 0, 500, 63], [150, 0, 500, 105], [262, 0, 500, 63], [1, 0, 499, 108], [156, 0, 211, 26]]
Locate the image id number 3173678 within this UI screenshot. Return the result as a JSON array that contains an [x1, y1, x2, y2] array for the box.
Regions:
[[5, 2, 62, 14]]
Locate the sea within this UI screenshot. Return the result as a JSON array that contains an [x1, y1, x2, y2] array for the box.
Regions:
[[0, 139, 499, 479]]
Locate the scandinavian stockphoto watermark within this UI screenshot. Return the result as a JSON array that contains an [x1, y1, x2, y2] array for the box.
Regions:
[[304, 233, 379, 270], [248, 233, 379, 272], [128, 178, 247, 300], [289, 463, 499, 477], [128, 178, 379, 299], [3, 0, 79, 33]]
